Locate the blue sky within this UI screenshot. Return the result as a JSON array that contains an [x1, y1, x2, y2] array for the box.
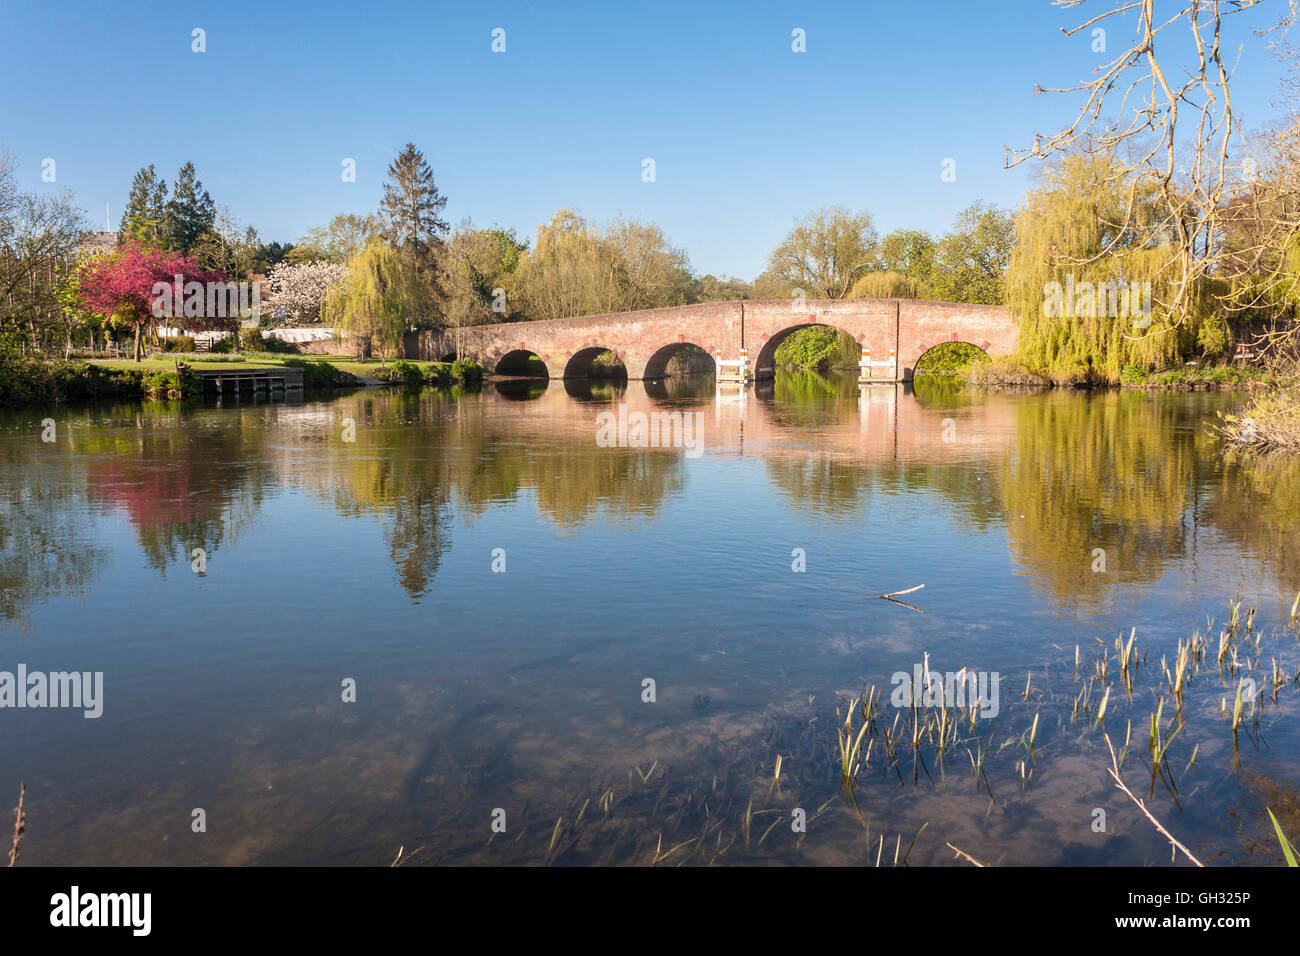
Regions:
[[1, 0, 1290, 278]]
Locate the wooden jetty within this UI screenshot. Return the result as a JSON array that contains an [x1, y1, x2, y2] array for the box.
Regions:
[[196, 367, 303, 396]]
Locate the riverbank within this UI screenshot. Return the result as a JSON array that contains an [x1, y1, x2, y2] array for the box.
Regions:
[[0, 355, 485, 406], [956, 354, 1278, 391]]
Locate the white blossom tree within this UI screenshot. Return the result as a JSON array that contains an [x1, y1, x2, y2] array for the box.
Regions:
[[262, 260, 347, 324]]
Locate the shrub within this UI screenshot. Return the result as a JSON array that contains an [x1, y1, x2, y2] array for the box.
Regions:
[[388, 359, 424, 388], [239, 328, 266, 352], [963, 355, 1051, 387], [451, 358, 483, 382], [1218, 384, 1300, 450], [279, 357, 361, 389], [255, 335, 298, 354], [0, 358, 200, 405], [158, 335, 196, 353], [140, 369, 199, 399]]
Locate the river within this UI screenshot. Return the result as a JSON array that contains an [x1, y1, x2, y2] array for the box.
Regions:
[[1, 372, 1297, 865]]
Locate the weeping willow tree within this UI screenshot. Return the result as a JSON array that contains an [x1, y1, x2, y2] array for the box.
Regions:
[[849, 270, 931, 299], [1006, 153, 1226, 384], [323, 240, 429, 360]]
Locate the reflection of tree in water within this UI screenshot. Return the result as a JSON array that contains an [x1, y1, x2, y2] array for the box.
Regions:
[[1204, 451, 1300, 600], [387, 483, 451, 601], [994, 392, 1198, 608], [298, 395, 454, 600], [0, 479, 107, 627], [995, 393, 1300, 609], [79, 404, 273, 573], [644, 374, 716, 403], [910, 375, 981, 410], [527, 445, 685, 530], [761, 370, 861, 430], [762, 455, 1004, 532], [303, 392, 687, 597]]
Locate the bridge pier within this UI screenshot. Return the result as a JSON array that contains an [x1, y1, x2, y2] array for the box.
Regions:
[[859, 347, 904, 384], [714, 348, 752, 384]]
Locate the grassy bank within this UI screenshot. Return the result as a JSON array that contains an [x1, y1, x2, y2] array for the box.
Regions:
[[958, 354, 1277, 391], [1121, 363, 1273, 390], [364, 358, 484, 388], [0, 354, 487, 406], [0, 357, 200, 405]]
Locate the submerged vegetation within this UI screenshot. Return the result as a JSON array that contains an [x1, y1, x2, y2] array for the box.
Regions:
[[387, 596, 1300, 866]]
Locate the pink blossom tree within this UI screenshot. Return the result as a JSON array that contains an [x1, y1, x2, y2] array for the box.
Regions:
[[77, 240, 230, 360]]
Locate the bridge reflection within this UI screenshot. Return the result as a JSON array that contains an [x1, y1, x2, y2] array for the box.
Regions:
[[488, 371, 1016, 467]]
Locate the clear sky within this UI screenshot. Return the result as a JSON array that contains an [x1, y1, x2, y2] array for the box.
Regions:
[[1, 0, 1290, 279]]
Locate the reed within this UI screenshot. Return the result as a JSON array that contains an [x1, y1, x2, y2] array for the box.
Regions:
[[6, 784, 23, 868], [1095, 686, 1111, 727], [1231, 678, 1247, 736], [1267, 809, 1298, 867], [1118, 628, 1137, 689]]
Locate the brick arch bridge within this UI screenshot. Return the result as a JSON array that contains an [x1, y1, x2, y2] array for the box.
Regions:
[[411, 299, 1018, 380]]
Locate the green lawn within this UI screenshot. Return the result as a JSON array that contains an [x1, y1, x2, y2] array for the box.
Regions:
[[88, 354, 410, 377]]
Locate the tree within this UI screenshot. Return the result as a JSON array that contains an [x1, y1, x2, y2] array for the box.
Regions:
[[77, 240, 227, 361], [442, 223, 528, 332], [256, 240, 294, 271], [380, 143, 448, 288], [929, 202, 1015, 305], [1005, 153, 1203, 383], [189, 206, 265, 277], [165, 162, 214, 254], [1006, 2, 1298, 336], [120, 165, 168, 243], [849, 270, 930, 299], [876, 229, 935, 282], [510, 210, 694, 320], [263, 260, 348, 324], [288, 213, 382, 264], [764, 206, 878, 298], [603, 218, 694, 310], [323, 239, 429, 360], [0, 148, 89, 352], [512, 209, 619, 319], [691, 274, 751, 301]]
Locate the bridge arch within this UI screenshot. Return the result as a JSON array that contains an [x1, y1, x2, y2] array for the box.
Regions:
[[495, 349, 549, 378], [641, 341, 714, 379], [753, 322, 861, 378], [564, 346, 627, 380], [913, 340, 990, 376]]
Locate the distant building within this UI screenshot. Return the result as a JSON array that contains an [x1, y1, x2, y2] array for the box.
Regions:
[[78, 231, 118, 256]]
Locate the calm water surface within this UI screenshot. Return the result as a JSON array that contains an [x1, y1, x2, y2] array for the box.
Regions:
[[2, 373, 1297, 865]]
